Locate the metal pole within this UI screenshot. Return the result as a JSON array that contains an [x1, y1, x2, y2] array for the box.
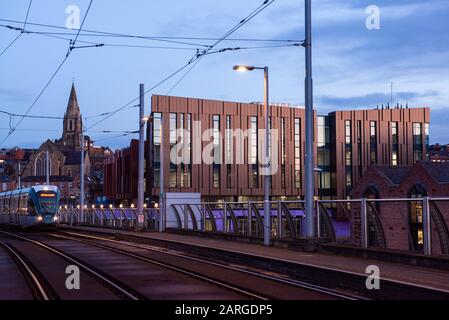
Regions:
[[263, 67, 271, 246], [17, 162, 21, 189], [46, 150, 50, 185], [422, 197, 432, 255], [304, 0, 315, 238], [159, 113, 165, 232], [137, 84, 145, 231], [80, 131, 85, 223]]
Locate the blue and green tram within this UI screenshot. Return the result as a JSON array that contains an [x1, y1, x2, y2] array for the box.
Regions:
[[0, 185, 61, 228]]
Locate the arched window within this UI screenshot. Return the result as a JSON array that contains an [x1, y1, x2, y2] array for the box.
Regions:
[[409, 184, 426, 251]]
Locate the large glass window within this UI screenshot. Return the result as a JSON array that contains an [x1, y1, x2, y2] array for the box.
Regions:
[[152, 112, 162, 187], [213, 115, 221, 188], [226, 115, 232, 189], [391, 122, 398, 166], [413, 123, 423, 163], [294, 118, 301, 189], [169, 113, 177, 187], [370, 121, 377, 165], [281, 118, 286, 189], [249, 116, 258, 188], [345, 120, 352, 193], [409, 185, 426, 252]]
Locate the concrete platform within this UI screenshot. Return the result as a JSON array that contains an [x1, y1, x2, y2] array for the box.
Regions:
[[59, 225, 449, 294]]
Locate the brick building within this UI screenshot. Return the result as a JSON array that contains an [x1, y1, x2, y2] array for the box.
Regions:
[[351, 161, 449, 255], [103, 139, 139, 205]]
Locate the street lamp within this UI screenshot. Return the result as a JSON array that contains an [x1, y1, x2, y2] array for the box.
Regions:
[[233, 64, 271, 247]]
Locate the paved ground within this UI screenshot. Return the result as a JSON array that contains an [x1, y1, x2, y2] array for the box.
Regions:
[[61, 225, 449, 293]]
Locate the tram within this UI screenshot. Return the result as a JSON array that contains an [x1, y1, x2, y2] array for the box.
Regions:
[[0, 185, 60, 228]]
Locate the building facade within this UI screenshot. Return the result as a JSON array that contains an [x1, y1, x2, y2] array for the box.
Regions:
[[103, 95, 430, 204]]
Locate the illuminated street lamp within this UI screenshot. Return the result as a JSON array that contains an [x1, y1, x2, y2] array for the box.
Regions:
[[233, 64, 271, 247]]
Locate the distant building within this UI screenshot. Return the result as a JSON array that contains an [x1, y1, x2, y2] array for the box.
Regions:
[[429, 144, 449, 162], [103, 95, 430, 205]]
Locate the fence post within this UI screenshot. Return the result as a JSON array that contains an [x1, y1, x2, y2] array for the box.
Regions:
[[201, 203, 206, 231], [422, 197, 432, 255], [223, 201, 228, 233], [184, 204, 188, 230], [360, 198, 368, 249], [248, 201, 252, 237], [277, 200, 282, 240]]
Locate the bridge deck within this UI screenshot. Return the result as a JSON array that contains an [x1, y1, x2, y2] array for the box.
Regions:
[[60, 225, 449, 293]]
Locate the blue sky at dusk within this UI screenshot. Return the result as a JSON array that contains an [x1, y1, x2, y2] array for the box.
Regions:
[[1, 0, 448, 149]]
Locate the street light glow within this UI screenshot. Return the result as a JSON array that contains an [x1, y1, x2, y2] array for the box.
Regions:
[[233, 65, 255, 72]]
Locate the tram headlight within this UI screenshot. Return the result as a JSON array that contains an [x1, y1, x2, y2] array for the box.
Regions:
[[37, 216, 43, 222], [54, 216, 58, 221]]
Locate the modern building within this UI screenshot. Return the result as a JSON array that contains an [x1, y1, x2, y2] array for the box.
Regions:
[[103, 95, 430, 205]]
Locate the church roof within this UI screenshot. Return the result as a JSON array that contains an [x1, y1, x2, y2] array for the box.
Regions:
[[66, 83, 80, 116]]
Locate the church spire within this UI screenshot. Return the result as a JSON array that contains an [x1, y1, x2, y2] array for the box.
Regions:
[[66, 82, 80, 116], [62, 83, 83, 151]]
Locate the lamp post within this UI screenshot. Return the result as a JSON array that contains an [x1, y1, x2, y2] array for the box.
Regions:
[[233, 65, 271, 247]]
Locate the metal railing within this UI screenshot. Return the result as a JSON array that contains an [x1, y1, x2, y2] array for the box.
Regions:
[[58, 206, 160, 231], [55, 197, 449, 256]]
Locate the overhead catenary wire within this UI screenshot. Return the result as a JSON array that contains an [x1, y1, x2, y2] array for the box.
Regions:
[[0, 0, 32, 58], [0, 1, 96, 147], [0, 18, 301, 45], [87, 0, 278, 130]]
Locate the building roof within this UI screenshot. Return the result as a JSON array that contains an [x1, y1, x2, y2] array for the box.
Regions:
[[373, 166, 413, 186], [419, 161, 449, 183]]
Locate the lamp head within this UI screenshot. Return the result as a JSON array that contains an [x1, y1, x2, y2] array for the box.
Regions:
[[233, 65, 255, 72]]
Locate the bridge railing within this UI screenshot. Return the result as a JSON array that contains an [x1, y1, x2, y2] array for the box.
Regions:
[[56, 197, 449, 256], [168, 197, 449, 256], [58, 206, 160, 231]]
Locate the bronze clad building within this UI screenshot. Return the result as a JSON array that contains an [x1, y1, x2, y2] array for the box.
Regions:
[[104, 95, 430, 204]]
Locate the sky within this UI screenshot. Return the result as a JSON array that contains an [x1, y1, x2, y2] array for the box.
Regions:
[[0, 0, 448, 149]]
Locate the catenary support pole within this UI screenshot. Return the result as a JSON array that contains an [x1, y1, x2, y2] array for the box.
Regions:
[[304, 0, 315, 238], [137, 84, 145, 231]]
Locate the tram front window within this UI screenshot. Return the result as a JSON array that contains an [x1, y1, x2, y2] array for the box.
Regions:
[[37, 192, 57, 214]]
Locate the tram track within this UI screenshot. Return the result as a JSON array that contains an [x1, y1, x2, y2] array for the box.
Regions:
[[49, 230, 361, 300], [0, 240, 54, 300], [0, 230, 141, 300]]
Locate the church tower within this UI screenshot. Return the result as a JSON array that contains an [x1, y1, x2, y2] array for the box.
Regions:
[[62, 83, 83, 151]]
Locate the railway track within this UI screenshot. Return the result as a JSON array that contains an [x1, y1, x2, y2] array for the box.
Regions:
[[48, 230, 362, 300], [0, 240, 52, 300], [0, 230, 141, 300]]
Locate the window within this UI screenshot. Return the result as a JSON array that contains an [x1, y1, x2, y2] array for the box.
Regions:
[[370, 121, 377, 165], [409, 185, 426, 252], [413, 123, 423, 163], [294, 118, 301, 189], [213, 115, 221, 188], [226, 115, 232, 188], [281, 118, 286, 189], [391, 122, 399, 165], [357, 120, 362, 177], [249, 116, 258, 188], [345, 120, 352, 193], [169, 113, 177, 187], [152, 112, 162, 187]]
